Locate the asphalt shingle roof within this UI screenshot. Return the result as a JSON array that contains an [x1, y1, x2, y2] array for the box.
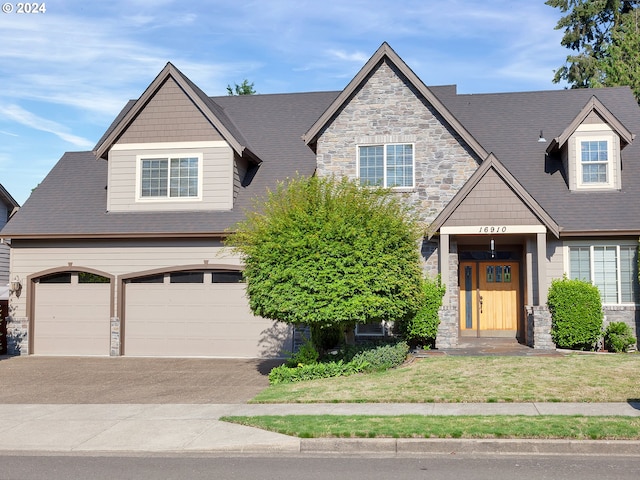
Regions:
[[2, 78, 640, 239]]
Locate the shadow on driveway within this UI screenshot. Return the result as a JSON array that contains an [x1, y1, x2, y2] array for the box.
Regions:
[[0, 356, 283, 404]]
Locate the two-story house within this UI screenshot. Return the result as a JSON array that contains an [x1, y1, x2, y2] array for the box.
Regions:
[[1, 43, 638, 357]]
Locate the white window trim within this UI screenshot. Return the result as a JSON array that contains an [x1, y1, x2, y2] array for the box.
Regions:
[[356, 143, 415, 189], [135, 153, 204, 202], [564, 241, 639, 306], [575, 136, 615, 190]]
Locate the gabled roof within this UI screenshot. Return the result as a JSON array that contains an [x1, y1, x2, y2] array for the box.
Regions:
[[302, 42, 489, 161], [93, 62, 260, 162], [546, 95, 635, 154], [0, 183, 19, 211], [428, 154, 560, 238]]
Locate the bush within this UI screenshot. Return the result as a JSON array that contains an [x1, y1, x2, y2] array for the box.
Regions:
[[350, 341, 409, 371], [310, 324, 343, 354], [604, 322, 636, 353], [270, 341, 409, 384], [548, 276, 603, 350], [268, 359, 370, 385], [284, 337, 319, 367], [394, 276, 445, 349]]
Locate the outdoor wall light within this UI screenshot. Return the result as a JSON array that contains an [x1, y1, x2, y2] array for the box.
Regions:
[[538, 130, 547, 143], [490, 238, 496, 259], [9, 276, 22, 296]]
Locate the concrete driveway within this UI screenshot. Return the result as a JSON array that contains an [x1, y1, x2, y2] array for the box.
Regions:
[[0, 356, 283, 404]]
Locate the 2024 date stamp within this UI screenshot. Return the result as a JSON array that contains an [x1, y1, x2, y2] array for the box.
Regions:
[[2, 3, 47, 13]]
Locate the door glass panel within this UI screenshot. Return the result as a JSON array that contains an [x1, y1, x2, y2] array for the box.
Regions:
[[486, 265, 494, 283], [503, 265, 511, 283], [495, 266, 502, 283]]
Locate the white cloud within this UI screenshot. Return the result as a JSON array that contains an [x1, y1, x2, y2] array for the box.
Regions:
[[0, 105, 93, 148]]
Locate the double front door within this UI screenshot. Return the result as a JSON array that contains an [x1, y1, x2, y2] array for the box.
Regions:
[[459, 261, 520, 337]]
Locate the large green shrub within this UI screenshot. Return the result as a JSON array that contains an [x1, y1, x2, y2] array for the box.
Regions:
[[548, 276, 603, 350], [604, 322, 636, 353], [226, 176, 424, 334], [394, 276, 445, 349]]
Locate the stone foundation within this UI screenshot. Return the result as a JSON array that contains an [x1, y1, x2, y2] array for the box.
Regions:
[[526, 306, 555, 350], [435, 306, 458, 349]]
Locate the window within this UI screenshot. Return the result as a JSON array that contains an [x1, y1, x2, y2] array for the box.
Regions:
[[170, 271, 204, 284], [581, 140, 608, 184], [568, 245, 638, 304], [212, 271, 244, 283], [78, 272, 110, 284], [358, 144, 414, 188], [139, 155, 201, 199]]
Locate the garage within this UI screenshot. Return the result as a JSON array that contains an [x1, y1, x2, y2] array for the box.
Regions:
[[33, 271, 112, 356], [123, 269, 291, 358]]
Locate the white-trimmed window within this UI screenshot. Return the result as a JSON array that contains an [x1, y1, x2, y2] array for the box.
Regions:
[[581, 140, 608, 183], [137, 154, 202, 200], [568, 244, 638, 304], [575, 136, 614, 189], [358, 144, 414, 188]]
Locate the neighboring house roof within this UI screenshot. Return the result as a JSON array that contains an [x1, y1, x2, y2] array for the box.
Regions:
[[0, 183, 19, 213]]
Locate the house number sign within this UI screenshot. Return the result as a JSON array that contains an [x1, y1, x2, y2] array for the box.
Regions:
[[478, 226, 508, 234]]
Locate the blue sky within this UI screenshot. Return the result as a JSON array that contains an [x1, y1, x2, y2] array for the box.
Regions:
[[0, 0, 568, 205]]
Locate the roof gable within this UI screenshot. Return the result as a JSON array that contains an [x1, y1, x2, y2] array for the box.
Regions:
[[302, 42, 488, 160], [0, 183, 19, 211], [93, 63, 259, 162], [546, 95, 635, 154], [429, 154, 560, 238]]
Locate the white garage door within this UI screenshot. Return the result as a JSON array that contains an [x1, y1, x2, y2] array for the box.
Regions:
[[124, 271, 291, 357], [33, 272, 111, 356]]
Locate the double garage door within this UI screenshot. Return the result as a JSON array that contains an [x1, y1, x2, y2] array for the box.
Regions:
[[33, 270, 289, 357]]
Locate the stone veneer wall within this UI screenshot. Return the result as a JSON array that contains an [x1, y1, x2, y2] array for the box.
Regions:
[[314, 60, 480, 227], [314, 59, 481, 349], [526, 306, 555, 350]]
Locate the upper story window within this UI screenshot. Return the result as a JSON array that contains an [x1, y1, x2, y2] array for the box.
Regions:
[[358, 143, 414, 188], [580, 140, 609, 184], [138, 154, 202, 201]]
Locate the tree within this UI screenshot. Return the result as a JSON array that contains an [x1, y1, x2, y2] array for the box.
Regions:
[[225, 176, 425, 336], [547, 0, 640, 101], [226, 79, 256, 95]]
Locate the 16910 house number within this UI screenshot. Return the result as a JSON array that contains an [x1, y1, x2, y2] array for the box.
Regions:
[[479, 226, 508, 234]]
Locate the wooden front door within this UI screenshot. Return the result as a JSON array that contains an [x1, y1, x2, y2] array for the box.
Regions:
[[459, 261, 520, 337]]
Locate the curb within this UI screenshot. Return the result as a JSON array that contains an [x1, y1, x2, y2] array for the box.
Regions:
[[301, 438, 640, 456]]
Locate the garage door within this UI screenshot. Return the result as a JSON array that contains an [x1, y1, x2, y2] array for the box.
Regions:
[[33, 272, 111, 356], [124, 270, 291, 357]]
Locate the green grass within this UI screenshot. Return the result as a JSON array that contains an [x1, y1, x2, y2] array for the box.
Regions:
[[252, 354, 640, 403], [222, 415, 640, 439]]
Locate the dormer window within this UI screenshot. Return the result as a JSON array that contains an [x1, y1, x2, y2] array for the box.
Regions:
[[580, 139, 610, 185], [137, 154, 203, 201]]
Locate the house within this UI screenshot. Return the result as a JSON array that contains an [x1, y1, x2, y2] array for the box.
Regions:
[[1, 42, 638, 357], [0, 183, 19, 354]]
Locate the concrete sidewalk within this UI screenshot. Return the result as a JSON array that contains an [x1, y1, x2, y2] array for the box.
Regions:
[[1, 402, 639, 455]]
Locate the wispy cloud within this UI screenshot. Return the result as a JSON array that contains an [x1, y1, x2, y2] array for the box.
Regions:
[[0, 105, 93, 147], [0, 130, 19, 137]]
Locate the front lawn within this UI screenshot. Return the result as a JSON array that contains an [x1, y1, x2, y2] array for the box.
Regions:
[[252, 354, 640, 403], [222, 415, 640, 440]]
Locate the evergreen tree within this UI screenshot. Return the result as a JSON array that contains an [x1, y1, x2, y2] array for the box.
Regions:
[[547, 0, 640, 101], [226, 79, 256, 95]]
